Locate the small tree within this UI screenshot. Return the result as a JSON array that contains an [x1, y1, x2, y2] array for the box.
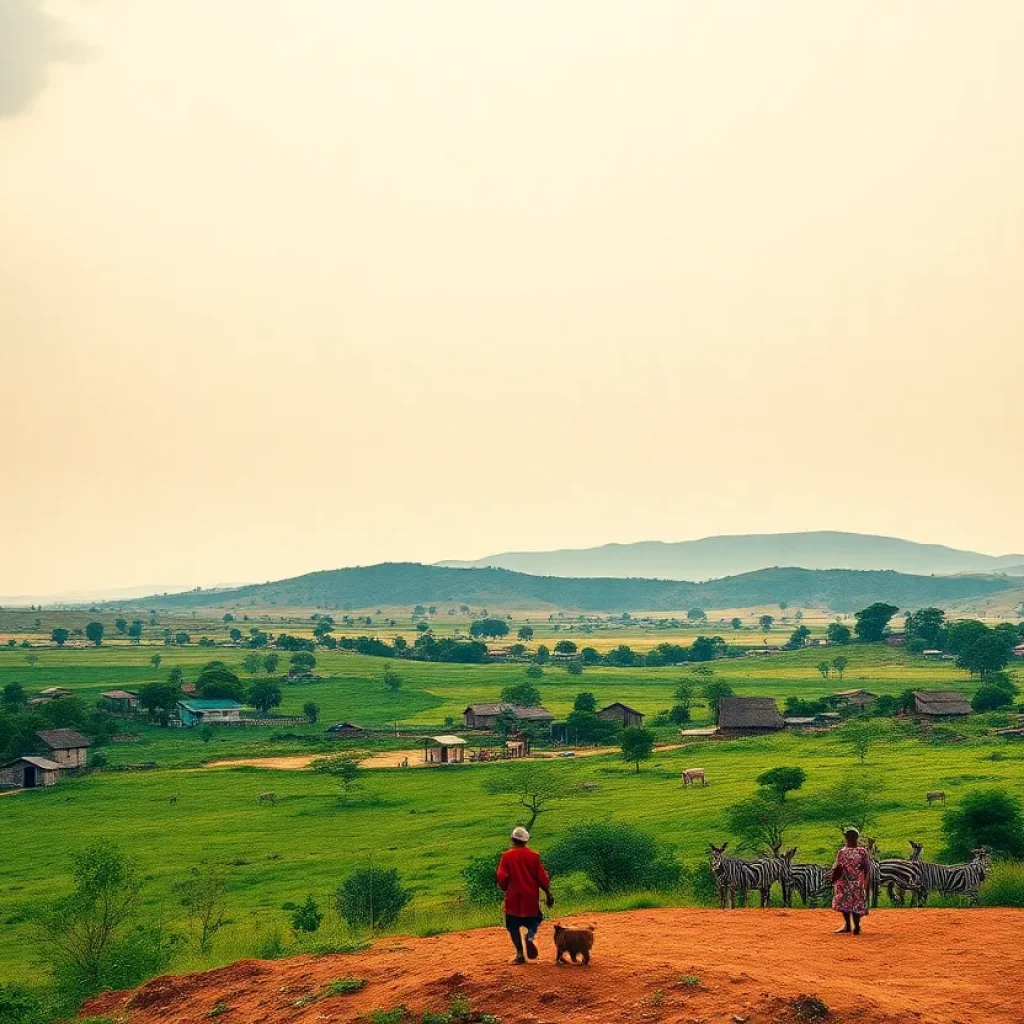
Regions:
[[1, 682, 28, 710], [312, 755, 362, 802], [941, 788, 1024, 861], [483, 763, 571, 831], [291, 895, 323, 933], [553, 639, 577, 655], [336, 866, 410, 931], [263, 652, 280, 675], [138, 681, 182, 724], [702, 681, 735, 720], [248, 680, 283, 715], [469, 618, 510, 639], [832, 655, 848, 681], [114, 618, 127, 634], [173, 863, 228, 953], [382, 664, 402, 693], [461, 850, 506, 905], [758, 615, 774, 633], [843, 722, 884, 764], [517, 626, 534, 642], [303, 701, 320, 724], [242, 653, 263, 676], [535, 644, 550, 664], [972, 685, 1014, 712], [687, 607, 707, 623], [756, 766, 807, 801], [730, 617, 742, 630], [150, 653, 162, 670], [817, 661, 831, 680], [853, 602, 900, 643], [620, 726, 655, 773], [724, 791, 794, 853], [52, 627, 70, 647], [199, 725, 215, 743], [573, 692, 597, 714], [566, 659, 583, 676], [501, 682, 541, 707], [85, 622, 104, 646], [289, 651, 316, 674]]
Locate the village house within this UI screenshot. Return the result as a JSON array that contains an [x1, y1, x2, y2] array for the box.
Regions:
[[424, 734, 467, 764], [716, 697, 785, 737], [0, 756, 63, 790], [177, 699, 243, 727], [36, 729, 90, 769], [326, 722, 366, 738], [1014, 644, 1024, 659], [100, 690, 140, 713], [38, 687, 72, 700], [885, 632, 906, 647], [597, 702, 645, 728], [912, 690, 972, 718], [784, 712, 841, 730], [829, 689, 878, 709], [462, 703, 554, 730]]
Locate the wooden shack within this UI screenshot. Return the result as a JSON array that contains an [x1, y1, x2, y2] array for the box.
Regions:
[[177, 699, 242, 726], [913, 690, 971, 718], [424, 735, 467, 764], [717, 697, 784, 737], [829, 689, 878, 709], [36, 729, 90, 769], [326, 722, 366, 738], [0, 756, 63, 790], [463, 703, 554, 730], [101, 690, 140, 713], [597, 702, 645, 728]]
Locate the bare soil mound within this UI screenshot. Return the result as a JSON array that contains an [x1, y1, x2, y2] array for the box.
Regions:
[[84, 908, 1018, 1024]]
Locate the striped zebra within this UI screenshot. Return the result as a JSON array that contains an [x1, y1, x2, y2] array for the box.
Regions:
[[788, 861, 832, 907], [709, 843, 775, 909], [862, 836, 883, 908], [879, 840, 924, 907], [915, 848, 991, 906], [761, 846, 797, 907]]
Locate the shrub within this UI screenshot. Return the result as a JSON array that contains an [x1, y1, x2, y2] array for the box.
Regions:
[[0, 984, 47, 1024], [460, 850, 505, 906], [941, 788, 1024, 860], [291, 895, 323, 933], [324, 977, 365, 995], [972, 685, 1014, 713], [336, 866, 411, 930], [978, 861, 1024, 907], [255, 930, 286, 959], [546, 822, 681, 894], [686, 860, 719, 906]]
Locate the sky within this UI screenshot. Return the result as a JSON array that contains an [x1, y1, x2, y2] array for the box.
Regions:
[[2, 0, 1024, 596]]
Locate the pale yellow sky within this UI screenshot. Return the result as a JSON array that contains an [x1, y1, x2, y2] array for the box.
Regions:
[[2, 0, 1023, 595]]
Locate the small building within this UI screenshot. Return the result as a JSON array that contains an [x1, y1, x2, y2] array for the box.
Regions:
[[913, 691, 971, 718], [326, 722, 366, 738], [38, 687, 72, 700], [505, 729, 531, 758], [177, 699, 243, 727], [885, 633, 906, 647], [1013, 644, 1024, 659], [0, 756, 63, 790], [463, 703, 554, 730], [597, 702, 645, 728], [830, 689, 878, 709], [181, 682, 198, 696], [717, 697, 784, 736], [785, 712, 841, 730], [921, 649, 945, 659], [100, 690, 140, 713], [487, 648, 512, 662], [424, 734, 467, 765], [36, 729, 90, 769]]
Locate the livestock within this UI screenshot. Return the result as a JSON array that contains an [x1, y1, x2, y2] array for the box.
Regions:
[[682, 768, 707, 788], [709, 843, 774, 909], [257, 791, 276, 806], [926, 790, 946, 806], [862, 836, 883, 908], [880, 840, 924, 906], [788, 861, 831, 907], [553, 924, 595, 965], [762, 846, 797, 906], [915, 848, 990, 905]]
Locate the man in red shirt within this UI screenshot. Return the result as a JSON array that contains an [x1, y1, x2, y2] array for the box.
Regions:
[[496, 826, 554, 964]]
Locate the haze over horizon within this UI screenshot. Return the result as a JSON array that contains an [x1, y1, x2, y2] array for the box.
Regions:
[[3, 1, 1023, 595]]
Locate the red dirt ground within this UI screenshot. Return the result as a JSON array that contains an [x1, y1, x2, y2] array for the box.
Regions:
[[83, 908, 1019, 1024]]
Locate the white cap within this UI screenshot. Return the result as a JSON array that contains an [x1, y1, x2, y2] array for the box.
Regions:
[[511, 826, 530, 842]]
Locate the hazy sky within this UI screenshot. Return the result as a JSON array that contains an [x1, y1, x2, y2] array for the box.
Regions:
[[3, 0, 1024, 595]]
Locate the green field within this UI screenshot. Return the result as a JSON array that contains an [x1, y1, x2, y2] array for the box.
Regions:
[[0, 641, 1016, 992]]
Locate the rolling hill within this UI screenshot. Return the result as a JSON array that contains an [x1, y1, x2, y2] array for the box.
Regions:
[[141, 562, 1021, 613], [437, 530, 1024, 580]]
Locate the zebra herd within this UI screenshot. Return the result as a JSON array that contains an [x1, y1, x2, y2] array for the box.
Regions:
[[709, 841, 991, 909]]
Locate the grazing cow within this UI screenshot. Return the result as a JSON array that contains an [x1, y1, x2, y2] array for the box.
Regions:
[[916, 847, 990, 906], [880, 840, 925, 906], [926, 790, 946, 806], [257, 791, 276, 806], [709, 843, 773, 909], [682, 768, 707, 788]]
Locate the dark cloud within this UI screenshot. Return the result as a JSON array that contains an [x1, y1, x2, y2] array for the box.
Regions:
[[0, 0, 82, 118]]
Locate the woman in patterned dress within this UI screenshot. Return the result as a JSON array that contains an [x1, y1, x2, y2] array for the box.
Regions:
[[831, 828, 871, 934]]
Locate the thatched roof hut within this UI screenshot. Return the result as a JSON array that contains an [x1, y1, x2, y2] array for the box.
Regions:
[[717, 697, 784, 735]]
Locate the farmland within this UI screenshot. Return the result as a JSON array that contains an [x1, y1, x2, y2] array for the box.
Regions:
[[2, 635, 1021, 992]]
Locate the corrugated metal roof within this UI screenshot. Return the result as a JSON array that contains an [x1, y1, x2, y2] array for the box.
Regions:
[[37, 728, 91, 749], [102, 690, 137, 699], [178, 699, 242, 711], [429, 735, 467, 745], [1, 756, 63, 771]]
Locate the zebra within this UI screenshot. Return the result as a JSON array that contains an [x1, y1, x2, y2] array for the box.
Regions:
[[764, 845, 799, 906], [709, 843, 775, 909], [879, 840, 925, 907], [915, 848, 991, 906], [862, 836, 883, 908], [788, 860, 832, 907]]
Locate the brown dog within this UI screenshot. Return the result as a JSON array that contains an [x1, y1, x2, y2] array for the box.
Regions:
[[553, 924, 595, 965]]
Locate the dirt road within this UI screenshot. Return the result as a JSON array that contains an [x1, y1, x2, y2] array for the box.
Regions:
[[85, 907, 1019, 1024]]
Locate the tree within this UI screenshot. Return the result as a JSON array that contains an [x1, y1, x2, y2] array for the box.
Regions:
[[971, 685, 1015, 712], [336, 866, 410, 931], [228, 628, 243, 642], [724, 791, 794, 853], [469, 618, 510, 639], [853, 603, 899, 643], [174, 632, 191, 646], [566, 659, 584, 676], [730, 617, 742, 630], [173, 863, 228, 953], [553, 639, 577, 655], [535, 644, 550, 664], [289, 651, 316, 674], [843, 722, 884, 764], [573, 692, 597, 714], [941, 788, 1024, 861], [620, 726, 655, 773], [501, 682, 541, 707], [702, 681, 735, 719], [300, 701, 320, 725], [51, 627, 70, 647], [127, 620, 143, 642], [24, 652, 38, 668], [461, 849, 507, 905], [904, 607, 946, 653], [85, 622, 104, 646], [826, 622, 852, 645], [1, 682, 27, 711], [517, 625, 534, 642], [195, 661, 245, 702], [524, 664, 544, 679], [263, 653, 280, 675], [483, 763, 571, 830], [312, 616, 336, 640], [758, 614, 774, 633], [114, 618, 127, 634], [223, 613, 234, 623], [546, 822, 681, 894], [804, 773, 883, 833], [832, 655, 848, 681], [248, 680, 283, 715], [242, 653, 263, 676], [312, 755, 362, 801], [199, 725, 215, 743], [816, 661, 831, 680], [382, 664, 402, 693], [756, 766, 807, 801], [138, 682, 182, 724], [291, 895, 323, 933], [787, 625, 811, 648], [39, 842, 141, 988], [690, 635, 725, 662], [687, 608, 707, 623], [150, 653, 162, 670], [580, 647, 601, 665], [956, 628, 1015, 679]]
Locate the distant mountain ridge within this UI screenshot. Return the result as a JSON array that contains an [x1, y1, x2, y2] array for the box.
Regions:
[[437, 531, 1024, 580], [141, 562, 1021, 614]]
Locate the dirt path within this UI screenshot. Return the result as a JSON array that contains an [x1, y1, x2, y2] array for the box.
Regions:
[[85, 907, 1019, 1024], [204, 743, 685, 772]]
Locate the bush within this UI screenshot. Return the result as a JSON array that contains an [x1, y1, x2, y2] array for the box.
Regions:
[[685, 860, 720, 906], [546, 822, 681, 894], [941, 788, 1024, 861], [460, 850, 505, 906], [978, 861, 1024, 907], [291, 895, 323, 933], [972, 685, 1014, 712], [336, 866, 411, 931], [0, 984, 47, 1024]]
